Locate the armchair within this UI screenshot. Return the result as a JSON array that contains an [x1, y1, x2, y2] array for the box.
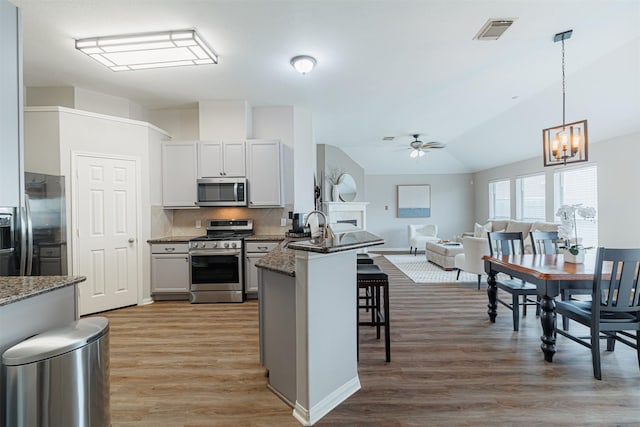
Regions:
[[408, 224, 439, 255], [454, 236, 490, 290]]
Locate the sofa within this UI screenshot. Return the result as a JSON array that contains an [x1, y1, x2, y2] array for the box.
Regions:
[[461, 219, 559, 253], [455, 220, 559, 286]]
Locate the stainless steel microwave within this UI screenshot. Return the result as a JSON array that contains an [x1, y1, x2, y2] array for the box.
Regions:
[[197, 178, 247, 207]]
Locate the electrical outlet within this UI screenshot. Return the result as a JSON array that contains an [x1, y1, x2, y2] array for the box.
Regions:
[[280, 217, 287, 227], [195, 219, 202, 229]]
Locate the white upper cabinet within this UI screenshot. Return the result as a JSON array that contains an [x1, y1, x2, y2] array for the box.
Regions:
[[198, 140, 245, 178], [162, 141, 198, 208], [246, 139, 283, 208]]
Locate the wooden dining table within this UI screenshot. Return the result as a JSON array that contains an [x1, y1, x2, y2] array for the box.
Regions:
[[483, 253, 598, 362]]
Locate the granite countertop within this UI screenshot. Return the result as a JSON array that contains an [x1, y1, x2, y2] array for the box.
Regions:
[[245, 234, 286, 242], [286, 230, 384, 254], [0, 276, 87, 307], [147, 235, 202, 244], [255, 240, 296, 277], [256, 231, 384, 276]]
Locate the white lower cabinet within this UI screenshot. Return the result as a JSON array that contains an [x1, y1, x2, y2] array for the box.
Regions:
[[151, 243, 190, 300], [245, 241, 280, 297]]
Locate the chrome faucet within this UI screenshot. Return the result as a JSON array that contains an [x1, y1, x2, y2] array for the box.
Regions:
[[304, 210, 333, 239]]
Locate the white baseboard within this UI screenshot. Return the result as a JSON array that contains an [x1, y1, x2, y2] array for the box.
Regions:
[[292, 376, 361, 426]]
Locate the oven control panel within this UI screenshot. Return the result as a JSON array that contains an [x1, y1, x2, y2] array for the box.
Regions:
[[189, 240, 242, 250]]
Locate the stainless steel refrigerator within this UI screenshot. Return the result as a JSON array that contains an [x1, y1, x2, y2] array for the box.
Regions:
[[0, 172, 67, 276]]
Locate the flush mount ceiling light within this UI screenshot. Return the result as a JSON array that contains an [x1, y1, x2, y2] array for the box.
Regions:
[[75, 30, 218, 71], [542, 29, 588, 167], [290, 55, 317, 74]]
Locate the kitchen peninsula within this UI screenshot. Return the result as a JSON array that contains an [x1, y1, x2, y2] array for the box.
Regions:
[[0, 275, 86, 426], [256, 231, 383, 426]]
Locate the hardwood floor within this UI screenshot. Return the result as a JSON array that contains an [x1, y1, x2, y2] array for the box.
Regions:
[[98, 255, 640, 426]]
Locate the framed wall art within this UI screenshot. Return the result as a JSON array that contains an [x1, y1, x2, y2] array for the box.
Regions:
[[397, 184, 431, 217]]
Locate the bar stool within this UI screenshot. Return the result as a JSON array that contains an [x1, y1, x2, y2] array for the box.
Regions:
[[357, 253, 374, 264], [356, 263, 390, 362]]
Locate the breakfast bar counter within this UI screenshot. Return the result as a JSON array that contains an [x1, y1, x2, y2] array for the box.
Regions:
[[257, 230, 383, 426]]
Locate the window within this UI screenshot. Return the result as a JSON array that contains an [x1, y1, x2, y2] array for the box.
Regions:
[[489, 179, 511, 219], [516, 174, 545, 221], [554, 165, 598, 247]]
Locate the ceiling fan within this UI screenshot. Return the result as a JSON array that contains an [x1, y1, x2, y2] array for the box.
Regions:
[[408, 134, 446, 158]]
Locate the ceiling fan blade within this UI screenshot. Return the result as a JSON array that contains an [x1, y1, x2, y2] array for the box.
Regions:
[[421, 141, 446, 149]]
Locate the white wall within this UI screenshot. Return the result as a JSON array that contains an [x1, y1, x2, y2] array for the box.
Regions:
[[148, 105, 199, 140], [472, 131, 640, 247], [365, 173, 475, 249], [318, 144, 365, 203], [23, 108, 61, 175], [199, 100, 251, 140], [24, 107, 170, 304], [25, 86, 148, 122], [252, 106, 315, 213]]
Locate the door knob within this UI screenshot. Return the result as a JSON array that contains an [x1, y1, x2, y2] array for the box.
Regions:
[[128, 238, 135, 243]]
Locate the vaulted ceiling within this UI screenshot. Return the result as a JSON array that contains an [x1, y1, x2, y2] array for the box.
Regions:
[[13, 0, 640, 174]]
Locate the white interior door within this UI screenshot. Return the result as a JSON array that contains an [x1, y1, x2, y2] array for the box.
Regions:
[[73, 153, 139, 315]]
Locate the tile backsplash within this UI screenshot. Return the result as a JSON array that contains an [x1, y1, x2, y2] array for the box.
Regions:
[[151, 205, 294, 237]]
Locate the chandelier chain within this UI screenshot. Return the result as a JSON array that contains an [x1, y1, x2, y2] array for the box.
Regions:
[[562, 38, 566, 129]]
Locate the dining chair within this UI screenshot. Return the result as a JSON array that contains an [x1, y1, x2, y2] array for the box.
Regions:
[[555, 247, 640, 380], [529, 230, 560, 255], [487, 231, 538, 331], [530, 230, 584, 330]]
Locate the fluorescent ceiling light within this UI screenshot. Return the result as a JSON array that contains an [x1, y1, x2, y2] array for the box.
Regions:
[[75, 30, 218, 71]]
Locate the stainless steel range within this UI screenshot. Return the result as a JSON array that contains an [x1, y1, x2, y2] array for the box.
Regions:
[[188, 219, 253, 303]]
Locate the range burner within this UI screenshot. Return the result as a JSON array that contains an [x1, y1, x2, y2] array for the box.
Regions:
[[189, 218, 253, 249]]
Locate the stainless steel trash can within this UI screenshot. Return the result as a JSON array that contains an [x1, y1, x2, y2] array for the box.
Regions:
[[2, 317, 110, 427]]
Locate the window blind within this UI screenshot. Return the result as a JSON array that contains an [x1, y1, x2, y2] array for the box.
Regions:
[[489, 179, 511, 219], [516, 174, 545, 221], [554, 165, 598, 248]]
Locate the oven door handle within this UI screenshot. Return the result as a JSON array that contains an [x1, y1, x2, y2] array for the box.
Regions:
[[189, 250, 241, 257]]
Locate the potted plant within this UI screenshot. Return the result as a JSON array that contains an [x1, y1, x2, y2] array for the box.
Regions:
[[555, 204, 596, 263]]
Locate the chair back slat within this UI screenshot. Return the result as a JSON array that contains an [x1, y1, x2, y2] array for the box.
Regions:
[[529, 231, 560, 255], [487, 232, 525, 257], [593, 248, 640, 313]]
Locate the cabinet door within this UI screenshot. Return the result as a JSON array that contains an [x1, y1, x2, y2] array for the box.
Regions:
[[0, 1, 22, 207], [245, 253, 263, 294], [162, 141, 198, 207], [222, 141, 246, 177], [198, 141, 224, 177], [246, 140, 282, 207], [151, 253, 190, 294]]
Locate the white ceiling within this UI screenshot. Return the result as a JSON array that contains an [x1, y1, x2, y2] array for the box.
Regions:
[[13, 0, 640, 174]]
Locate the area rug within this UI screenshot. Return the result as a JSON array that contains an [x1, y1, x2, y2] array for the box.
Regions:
[[383, 254, 477, 284]]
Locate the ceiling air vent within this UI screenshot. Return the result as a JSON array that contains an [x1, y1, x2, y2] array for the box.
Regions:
[[473, 19, 515, 41]]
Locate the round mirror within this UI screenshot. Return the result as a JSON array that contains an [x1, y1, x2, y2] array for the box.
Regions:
[[337, 174, 357, 202]]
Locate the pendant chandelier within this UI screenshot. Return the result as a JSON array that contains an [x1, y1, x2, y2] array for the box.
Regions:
[[542, 29, 588, 167]]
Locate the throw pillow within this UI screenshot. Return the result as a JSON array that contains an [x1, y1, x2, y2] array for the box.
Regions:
[[473, 222, 492, 238]]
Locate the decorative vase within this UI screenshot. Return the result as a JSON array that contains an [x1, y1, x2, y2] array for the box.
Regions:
[[563, 248, 584, 263], [331, 184, 341, 202]]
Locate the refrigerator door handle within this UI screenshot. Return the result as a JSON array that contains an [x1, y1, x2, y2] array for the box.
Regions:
[[25, 194, 34, 276], [19, 204, 27, 275]]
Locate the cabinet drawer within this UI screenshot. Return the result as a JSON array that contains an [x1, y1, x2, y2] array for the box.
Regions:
[[245, 241, 279, 253], [151, 243, 189, 254], [40, 246, 61, 257]]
